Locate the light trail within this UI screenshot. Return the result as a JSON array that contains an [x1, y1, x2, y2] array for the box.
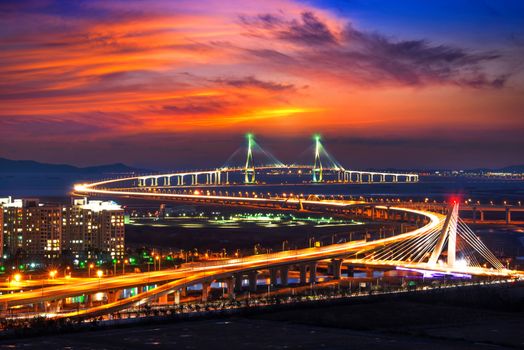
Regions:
[[0, 173, 519, 320]]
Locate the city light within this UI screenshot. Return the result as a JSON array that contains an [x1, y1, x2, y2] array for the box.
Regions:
[[13, 273, 22, 283], [1, 2, 523, 346]]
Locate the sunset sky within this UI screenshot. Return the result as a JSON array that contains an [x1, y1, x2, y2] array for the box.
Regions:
[[1, 0, 523, 169]]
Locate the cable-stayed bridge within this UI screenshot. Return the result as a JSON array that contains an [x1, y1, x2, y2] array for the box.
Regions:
[[3, 134, 517, 320], [1, 195, 521, 320], [84, 134, 418, 191]]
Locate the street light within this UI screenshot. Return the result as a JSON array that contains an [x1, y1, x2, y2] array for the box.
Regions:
[[49, 270, 57, 279], [13, 273, 22, 283], [96, 270, 103, 288], [88, 263, 94, 278], [122, 259, 128, 275]]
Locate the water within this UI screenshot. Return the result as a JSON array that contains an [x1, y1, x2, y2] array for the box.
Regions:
[[1, 173, 523, 205]]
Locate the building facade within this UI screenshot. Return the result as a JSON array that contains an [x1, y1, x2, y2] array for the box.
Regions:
[[62, 198, 125, 260], [0, 197, 124, 261]]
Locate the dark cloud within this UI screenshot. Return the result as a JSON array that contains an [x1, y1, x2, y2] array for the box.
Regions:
[[212, 76, 295, 91], [161, 100, 227, 115], [0, 111, 128, 138], [240, 11, 509, 88], [240, 12, 338, 46]]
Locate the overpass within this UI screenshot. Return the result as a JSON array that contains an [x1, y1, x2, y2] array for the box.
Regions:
[[0, 189, 520, 320]]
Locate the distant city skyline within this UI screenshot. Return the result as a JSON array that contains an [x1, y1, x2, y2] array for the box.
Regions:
[[1, 0, 523, 169]]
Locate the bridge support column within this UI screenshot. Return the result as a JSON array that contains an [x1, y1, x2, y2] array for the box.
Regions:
[[49, 299, 63, 313], [34, 302, 45, 313], [331, 259, 342, 280], [248, 271, 258, 292], [158, 294, 168, 305], [309, 262, 317, 284], [480, 210, 484, 221], [202, 281, 211, 302], [346, 266, 354, 277], [174, 290, 181, 305], [506, 208, 512, 224], [280, 266, 289, 286], [225, 278, 236, 299], [299, 264, 308, 285], [270, 268, 278, 286], [107, 289, 121, 303], [85, 293, 94, 307], [234, 273, 243, 292]]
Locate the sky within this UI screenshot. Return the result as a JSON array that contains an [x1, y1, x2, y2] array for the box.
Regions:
[[1, 0, 523, 170]]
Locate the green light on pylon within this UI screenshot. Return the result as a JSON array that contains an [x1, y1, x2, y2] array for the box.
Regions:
[[245, 133, 255, 184], [313, 134, 323, 182]]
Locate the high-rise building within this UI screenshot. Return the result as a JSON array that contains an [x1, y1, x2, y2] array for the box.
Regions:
[[62, 198, 125, 260], [0, 197, 125, 261], [0, 198, 62, 259]]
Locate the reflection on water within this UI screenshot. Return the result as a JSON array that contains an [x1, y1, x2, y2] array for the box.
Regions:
[[1, 174, 524, 203]]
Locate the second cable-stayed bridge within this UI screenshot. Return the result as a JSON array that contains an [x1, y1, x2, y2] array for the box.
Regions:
[[97, 134, 418, 190]]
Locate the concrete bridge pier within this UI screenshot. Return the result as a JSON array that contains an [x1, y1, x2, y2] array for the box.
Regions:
[[270, 268, 278, 286], [234, 273, 243, 292], [248, 271, 258, 292], [33, 302, 44, 313], [158, 293, 168, 305], [225, 278, 235, 299], [48, 299, 63, 313], [280, 266, 289, 286], [174, 290, 181, 305], [107, 289, 121, 303], [331, 259, 342, 279], [309, 262, 317, 284], [346, 265, 354, 277], [84, 293, 94, 308], [202, 281, 211, 302], [299, 264, 308, 285], [506, 207, 512, 224]]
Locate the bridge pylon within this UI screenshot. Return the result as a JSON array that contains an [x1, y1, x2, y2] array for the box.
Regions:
[[312, 134, 323, 182], [428, 202, 458, 267], [244, 133, 256, 184]]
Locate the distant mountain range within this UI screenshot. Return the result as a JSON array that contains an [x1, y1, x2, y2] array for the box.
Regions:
[[0, 157, 148, 174], [1, 157, 522, 174]]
